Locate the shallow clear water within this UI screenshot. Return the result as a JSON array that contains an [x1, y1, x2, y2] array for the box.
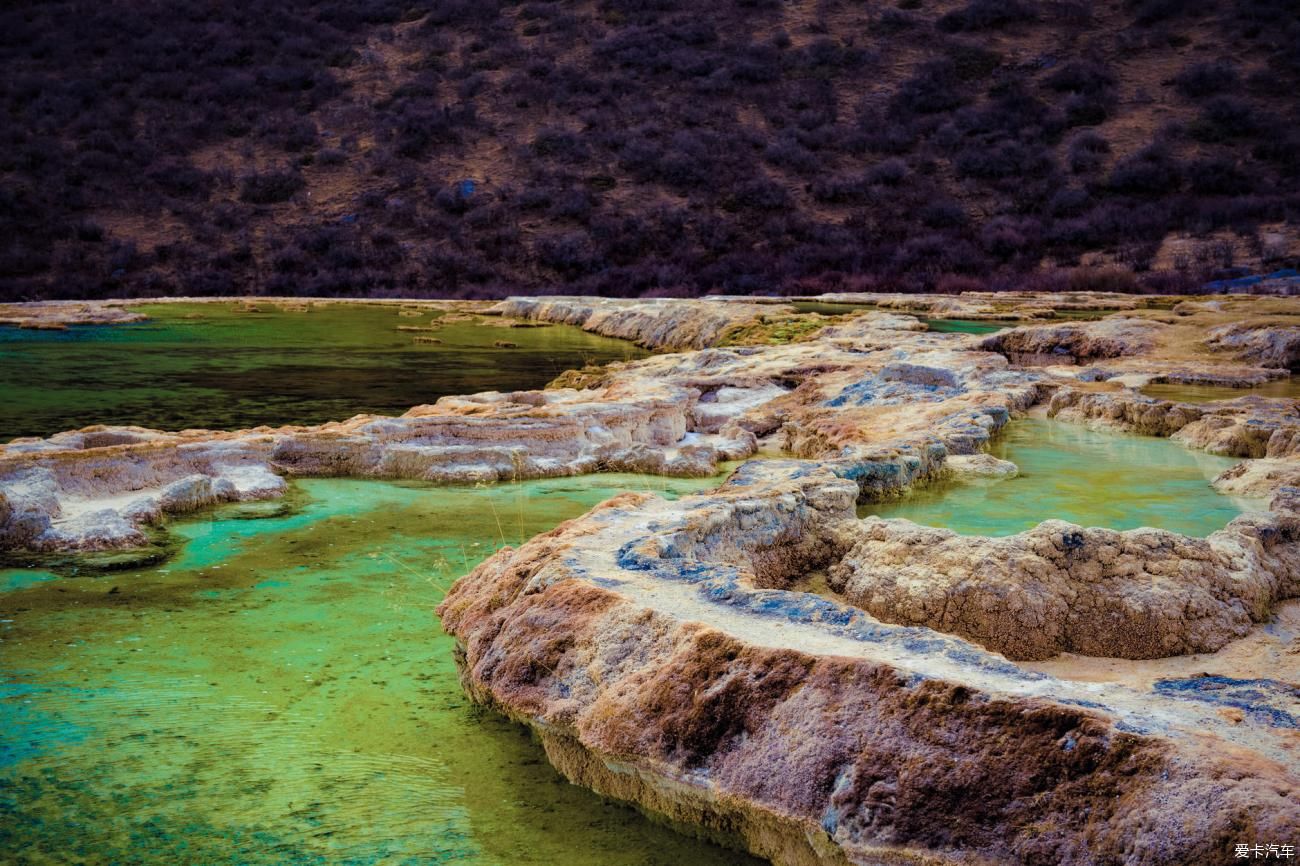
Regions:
[[862, 418, 1248, 536], [1140, 378, 1300, 404], [0, 303, 645, 443], [0, 473, 762, 866]]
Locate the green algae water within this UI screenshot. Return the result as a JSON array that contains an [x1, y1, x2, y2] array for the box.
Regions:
[[0, 473, 762, 866], [919, 318, 1012, 335], [0, 302, 646, 443], [920, 310, 1114, 334], [863, 418, 1249, 536]]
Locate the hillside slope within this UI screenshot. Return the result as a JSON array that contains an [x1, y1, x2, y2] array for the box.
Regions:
[[1, 0, 1297, 299]]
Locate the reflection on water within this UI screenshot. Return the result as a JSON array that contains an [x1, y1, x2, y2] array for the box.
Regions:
[[862, 418, 1249, 536], [1140, 378, 1300, 404], [0, 473, 762, 866], [0, 303, 646, 442]]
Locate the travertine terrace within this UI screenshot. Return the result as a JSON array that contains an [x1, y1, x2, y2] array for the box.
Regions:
[[3, 294, 1299, 864]]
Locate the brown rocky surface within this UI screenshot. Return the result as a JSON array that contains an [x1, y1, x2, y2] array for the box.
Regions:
[[1205, 321, 1300, 371], [0, 305, 1044, 552]]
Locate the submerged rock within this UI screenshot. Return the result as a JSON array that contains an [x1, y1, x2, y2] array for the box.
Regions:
[[945, 452, 1018, 478]]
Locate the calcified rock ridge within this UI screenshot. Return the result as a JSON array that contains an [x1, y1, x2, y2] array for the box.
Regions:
[[0, 299, 147, 329], [787, 289, 1164, 320], [0, 380, 756, 550], [5, 294, 1300, 864], [492, 295, 792, 350]]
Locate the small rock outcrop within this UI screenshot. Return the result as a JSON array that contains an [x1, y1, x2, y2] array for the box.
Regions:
[[945, 452, 1018, 478], [1205, 321, 1300, 370], [0, 439, 285, 550], [801, 290, 1150, 320], [0, 299, 148, 328], [979, 317, 1166, 365], [830, 515, 1300, 660]]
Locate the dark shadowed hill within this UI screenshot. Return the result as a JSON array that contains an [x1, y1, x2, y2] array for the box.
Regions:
[[1, 0, 1297, 300]]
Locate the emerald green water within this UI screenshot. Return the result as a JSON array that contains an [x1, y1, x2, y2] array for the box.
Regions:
[[0, 473, 762, 866], [0, 303, 645, 443], [919, 318, 1013, 335], [1140, 378, 1300, 403], [863, 419, 1248, 536]]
